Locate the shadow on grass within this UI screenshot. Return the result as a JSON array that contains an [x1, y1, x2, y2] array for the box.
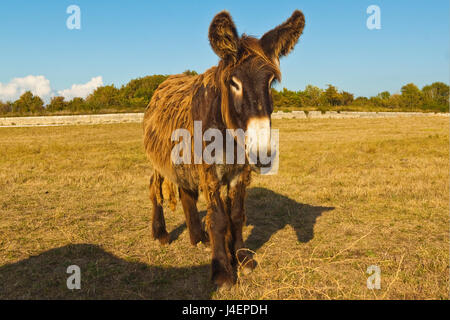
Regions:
[[0, 188, 333, 299], [245, 187, 334, 252], [170, 187, 334, 252], [0, 244, 213, 299]]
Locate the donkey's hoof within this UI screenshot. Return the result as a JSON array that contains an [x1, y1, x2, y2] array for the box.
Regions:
[[217, 281, 233, 292], [237, 253, 257, 274], [213, 273, 234, 291], [241, 260, 257, 275], [201, 232, 210, 246], [153, 231, 170, 245], [191, 231, 210, 248], [212, 260, 235, 290]]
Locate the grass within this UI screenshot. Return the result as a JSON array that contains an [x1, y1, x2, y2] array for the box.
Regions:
[[0, 117, 448, 299]]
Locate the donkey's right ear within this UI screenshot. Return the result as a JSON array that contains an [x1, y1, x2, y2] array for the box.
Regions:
[[208, 11, 239, 63], [260, 10, 305, 60]]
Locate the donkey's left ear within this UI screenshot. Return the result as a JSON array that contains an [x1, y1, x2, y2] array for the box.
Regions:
[[260, 10, 305, 60], [209, 11, 240, 63]]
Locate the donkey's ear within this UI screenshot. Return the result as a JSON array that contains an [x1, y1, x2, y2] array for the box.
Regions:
[[260, 10, 305, 60], [208, 11, 239, 62]]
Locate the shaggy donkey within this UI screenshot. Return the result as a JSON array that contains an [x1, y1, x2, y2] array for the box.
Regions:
[[143, 10, 305, 288]]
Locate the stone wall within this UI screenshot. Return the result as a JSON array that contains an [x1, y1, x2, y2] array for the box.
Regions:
[[0, 111, 448, 127], [0, 113, 144, 127], [271, 110, 449, 119]]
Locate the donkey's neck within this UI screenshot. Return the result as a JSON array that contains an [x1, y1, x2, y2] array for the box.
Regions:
[[191, 66, 226, 131]]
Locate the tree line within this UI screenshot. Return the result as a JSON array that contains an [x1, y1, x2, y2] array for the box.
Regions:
[[272, 82, 449, 112], [0, 71, 448, 116], [0, 74, 169, 116]]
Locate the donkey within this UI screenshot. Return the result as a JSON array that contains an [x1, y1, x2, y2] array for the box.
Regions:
[[143, 10, 305, 288]]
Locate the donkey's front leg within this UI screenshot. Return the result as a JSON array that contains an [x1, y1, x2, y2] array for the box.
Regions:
[[202, 171, 234, 289], [229, 166, 257, 273], [179, 187, 209, 246]]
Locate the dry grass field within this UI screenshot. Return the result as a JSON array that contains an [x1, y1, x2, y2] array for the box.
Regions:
[[0, 117, 448, 299]]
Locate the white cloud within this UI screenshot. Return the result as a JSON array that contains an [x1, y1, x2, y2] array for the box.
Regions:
[[0, 75, 104, 103], [0, 75, 52, 102], [57, 76, 103, 100]]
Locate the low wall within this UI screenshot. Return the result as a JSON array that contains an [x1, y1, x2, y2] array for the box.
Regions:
[[0, 113, 143, 127], [272, 110, 449, 119], [0, 111, 448, 127]]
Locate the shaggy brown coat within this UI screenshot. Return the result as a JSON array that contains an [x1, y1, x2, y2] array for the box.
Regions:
[[143, 10, 305, 288]]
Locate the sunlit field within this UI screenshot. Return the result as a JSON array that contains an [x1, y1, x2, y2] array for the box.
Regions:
[[0, 117, 448, 299]]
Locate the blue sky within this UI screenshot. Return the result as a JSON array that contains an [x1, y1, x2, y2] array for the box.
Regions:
[[0, 0, 448, 102]]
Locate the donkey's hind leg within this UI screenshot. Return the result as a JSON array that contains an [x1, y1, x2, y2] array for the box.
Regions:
[[179, 187, 209, 246], [149, 172, 170, 245]]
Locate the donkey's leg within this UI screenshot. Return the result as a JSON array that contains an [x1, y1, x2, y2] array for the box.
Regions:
[[202, 170, 234, 289], [228, 166, 257, 273], [179, 187, 209, 246], [149, 173, 170, 245]]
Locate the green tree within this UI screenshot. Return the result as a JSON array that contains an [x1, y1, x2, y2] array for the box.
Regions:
[[118, 75, 168, 109], [422, 82, 449, 109], [0, 100, 12, 114], [67, 97, 86, 112], [372, 91, 390, 108], [369, 96, 382, 107], [341, 91, 354, 105], [322, 84, 342, 106], [47, 96, 67, 112], [86, 85, 120, 111], [387, 94, 402, 109], [303, 85, 322, 106], [377, 91, 391, 100], [183, 70, 198, 76], [352, 96, 369, 105], [400, 83, 422, 110], [13, 91, 44, 114], [272, 88, 303, 109]]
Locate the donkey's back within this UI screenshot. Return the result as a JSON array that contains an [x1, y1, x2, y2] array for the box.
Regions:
[[143, 73, 201, 189]]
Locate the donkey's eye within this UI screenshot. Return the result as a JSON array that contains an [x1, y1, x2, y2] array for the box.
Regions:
[[230, 76, 242, 94], [230, 79, 239, 89]]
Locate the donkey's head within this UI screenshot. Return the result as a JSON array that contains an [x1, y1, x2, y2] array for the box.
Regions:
[[208, 10, 305, 171]]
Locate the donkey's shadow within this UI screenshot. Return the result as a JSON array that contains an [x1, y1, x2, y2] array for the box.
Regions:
[[244, 187, 334, 252], [170, 187, 334, 251], [0, 190, 333, 299], [0, 244, 213, 299]]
